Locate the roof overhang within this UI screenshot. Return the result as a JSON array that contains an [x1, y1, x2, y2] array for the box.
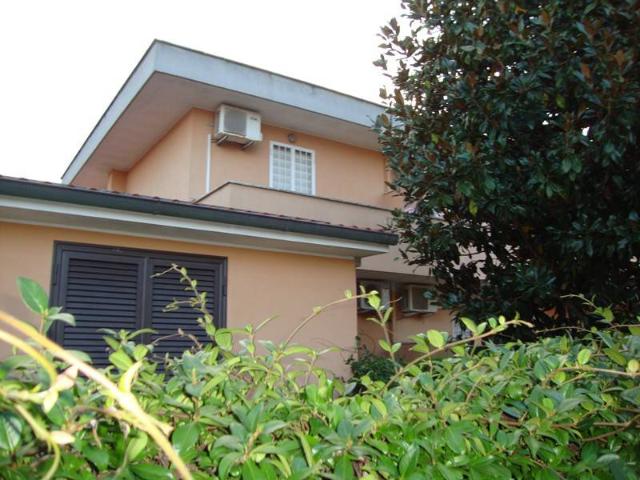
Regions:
[[64, 41, 385, 188], [0, 177, 396, 259]]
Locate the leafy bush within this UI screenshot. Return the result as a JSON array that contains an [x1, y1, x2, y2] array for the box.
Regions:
[[347, 340, 400, 385], [0, 271, 639, 479]]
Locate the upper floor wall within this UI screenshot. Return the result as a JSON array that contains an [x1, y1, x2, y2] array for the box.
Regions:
[[113, 108, 402, 212]]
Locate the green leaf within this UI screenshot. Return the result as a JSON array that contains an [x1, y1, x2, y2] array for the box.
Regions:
[[125, 432, 148, 462], [172, 423, 200, 456], [399, 444, 418, 477], [427, 330, 445, 348], [296, 432, 315, 467], [130, 463, 175, 480], [460, 317, 477, 335], [533, 360, 547, 380], [370, 398, 388, 417], [17, 277, 48, 314], [109, 350, 133, 371], [452, 345, 465, 356], [334, 455, 355, 480], [262, 420, 287, 435], [604, 348, 627, 367], [46, 312, 75, 327], [214, 435, 243, 451], [215, 329, 233, 351], [84, 446, 109, 471], [378, 339, 391, 353], [437, 464, 463, 480], [629, 326, 640, 336], [218, 452, 242, 479], [469, 199, 478, 216], [577, 349, 591, 365], [552, 371, 567, 384], [367, 293, 381, 310], [0, 413, 22, 452], [241, 461, 263, 480], [445, 427, 465, 454]]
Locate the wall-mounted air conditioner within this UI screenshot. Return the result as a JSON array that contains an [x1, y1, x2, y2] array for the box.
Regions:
[[215, 105, 263, 148], [357, 280, 391, 312], [402, 284, 439, 313]]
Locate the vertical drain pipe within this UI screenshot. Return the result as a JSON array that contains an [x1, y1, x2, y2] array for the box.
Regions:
[[205, 133, 212, 194]]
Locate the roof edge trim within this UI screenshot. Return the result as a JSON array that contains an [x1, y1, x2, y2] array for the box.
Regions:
[[0, 177, 397, 246], [62, 40, 385, 185]]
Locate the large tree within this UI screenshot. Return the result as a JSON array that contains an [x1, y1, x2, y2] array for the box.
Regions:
[[376, 0, 640, 333]]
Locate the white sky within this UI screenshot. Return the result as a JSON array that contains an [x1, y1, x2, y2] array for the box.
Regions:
[[0, 0, 403, 183]]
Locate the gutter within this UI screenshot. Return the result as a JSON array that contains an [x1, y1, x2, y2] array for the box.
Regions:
[[0, 177, 397, 246]]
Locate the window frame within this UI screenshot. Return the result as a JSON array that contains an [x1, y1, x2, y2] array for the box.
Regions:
[[268, 141, 316, 196], [49, 242, 228, 347]]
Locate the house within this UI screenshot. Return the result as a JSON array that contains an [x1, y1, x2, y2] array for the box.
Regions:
[[0, 41, 452, 376]]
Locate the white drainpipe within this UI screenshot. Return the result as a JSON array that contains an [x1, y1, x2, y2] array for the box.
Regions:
[[205, 133, 212, 194]]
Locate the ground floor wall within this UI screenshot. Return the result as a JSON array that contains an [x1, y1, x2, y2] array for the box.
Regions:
[[0, 222, 358, 376]]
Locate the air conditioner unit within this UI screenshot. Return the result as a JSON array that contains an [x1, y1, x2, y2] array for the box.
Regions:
[[357, 280, 391, 312], [215, 105, 263, 147], [402, 284, 439, 313]]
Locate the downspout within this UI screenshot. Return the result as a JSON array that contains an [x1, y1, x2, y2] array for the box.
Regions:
[[205, 133, 212, 194]]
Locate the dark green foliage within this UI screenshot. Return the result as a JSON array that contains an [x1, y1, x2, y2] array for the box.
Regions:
[[347, 341, 400, 385], [376, 0, 640, 331]]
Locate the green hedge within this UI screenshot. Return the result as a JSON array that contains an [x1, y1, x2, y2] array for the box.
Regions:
[[0, 272, 638, 479]]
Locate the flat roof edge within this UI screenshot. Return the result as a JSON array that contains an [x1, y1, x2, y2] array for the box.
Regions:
[[61, 40, 385, 185]]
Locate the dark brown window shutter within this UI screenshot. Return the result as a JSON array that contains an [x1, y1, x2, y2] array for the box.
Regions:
[[51, 243, 227, 367], [52, 249, 145, 367], [148, 259, 223, 361]]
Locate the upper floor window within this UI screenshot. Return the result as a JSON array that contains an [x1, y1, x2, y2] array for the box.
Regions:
[[269, 142, 315, 195]]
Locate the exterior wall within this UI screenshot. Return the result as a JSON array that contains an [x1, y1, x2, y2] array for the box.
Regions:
[[208, 120, 400, 209], [120, 108, 403, 210], [107, 170, 127, 192], [359, 244, 432, 277], [0, 221, 357, 376], [201, 182, 391, 230], [125, 111, 198, 200]]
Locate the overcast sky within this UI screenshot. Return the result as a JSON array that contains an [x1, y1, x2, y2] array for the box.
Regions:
[[0, 0, 403, 183]]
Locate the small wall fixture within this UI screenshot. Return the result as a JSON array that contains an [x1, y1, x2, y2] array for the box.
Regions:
[[287, 133, 297, 143]]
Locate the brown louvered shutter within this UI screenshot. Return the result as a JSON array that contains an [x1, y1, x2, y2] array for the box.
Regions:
[[148, 258, 224, 361], [52, 247, 145, 366], [51, 243, 226, 367]]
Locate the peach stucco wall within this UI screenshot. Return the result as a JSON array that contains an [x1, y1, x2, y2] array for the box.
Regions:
[[0, 222, 357, 376], [201, 182, 391, 230], [125, 111, 198, 199], [121, 108, 402, 210]]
